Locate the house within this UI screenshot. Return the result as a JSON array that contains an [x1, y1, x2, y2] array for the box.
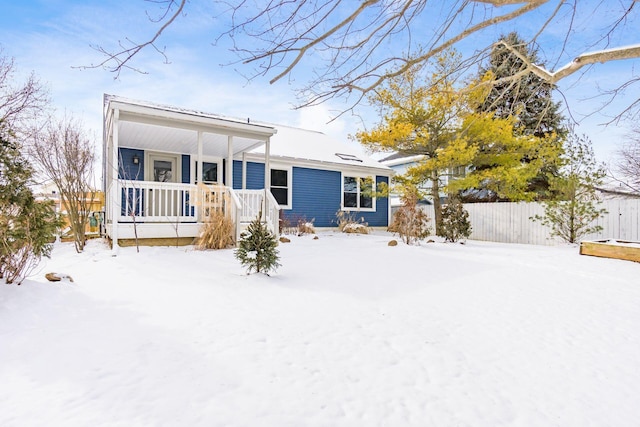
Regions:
[[35, 183, 105, 238], [102, 95, 392, 251], [380, 153, 466, 206]]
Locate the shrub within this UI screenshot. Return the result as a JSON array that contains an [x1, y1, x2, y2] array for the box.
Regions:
[[280, 213, 316, 236], [195, 210, 234, 250], [235, 211, 280, 274], [297, 218, 315, 235], [1, 130, 60, 284], [439, 197, 472, 243], [336, 210, 370, 234], [389, 189, 431, 244]]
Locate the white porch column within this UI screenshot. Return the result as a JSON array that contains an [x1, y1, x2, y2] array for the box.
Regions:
[[264, 137, 271, 190], [197, 131, 203, 183], [226, 135, 234, 188], [111, 108, 120, 255]]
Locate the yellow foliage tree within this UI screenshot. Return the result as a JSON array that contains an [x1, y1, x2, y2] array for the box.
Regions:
[[357, 51, 560, 235]]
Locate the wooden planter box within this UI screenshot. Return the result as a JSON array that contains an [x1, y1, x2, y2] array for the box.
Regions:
[[579, 240, 640, 263]]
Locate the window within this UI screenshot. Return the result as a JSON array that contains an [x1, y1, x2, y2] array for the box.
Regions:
[[343, 175, 374, 210], [146, 153, 180, 183], [198, 162, 218, 183], [270, 168, 291, 208], [335, 153, 363, 162], [192, 158, 222, 185]]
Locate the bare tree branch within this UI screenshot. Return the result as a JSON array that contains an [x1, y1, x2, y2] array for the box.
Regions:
[[88, 0, 640, 119], [77, 0, 186, 78], [527, 44, 640, 84]]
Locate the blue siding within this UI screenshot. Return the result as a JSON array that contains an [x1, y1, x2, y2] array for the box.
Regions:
[[118, 148, 144, 180], [232, 160, 241, 189], [286, 167, 341, 227], [181, 155, 190, 183], [231, 161, 266, 189], [282, 168, 388, 227], [221, 158, 389, 227]]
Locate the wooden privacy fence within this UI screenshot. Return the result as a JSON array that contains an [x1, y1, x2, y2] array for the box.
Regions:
[[411, 199, 640, 246]]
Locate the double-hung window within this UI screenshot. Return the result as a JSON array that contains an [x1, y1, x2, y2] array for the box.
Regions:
[[270, 167, 291, 209], [342, 175, 374, 211]]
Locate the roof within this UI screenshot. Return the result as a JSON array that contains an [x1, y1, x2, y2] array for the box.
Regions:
[[248, 123, 391, 172], [105, 94, 390, 174]]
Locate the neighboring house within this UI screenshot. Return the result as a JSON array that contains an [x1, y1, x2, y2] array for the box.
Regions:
[[380, 153, 465, 206], [35, 183, 105, 237], [103, 95, 392, 249]]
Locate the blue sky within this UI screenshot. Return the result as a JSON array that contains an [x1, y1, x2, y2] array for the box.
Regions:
[[1, 0, 638, 165]]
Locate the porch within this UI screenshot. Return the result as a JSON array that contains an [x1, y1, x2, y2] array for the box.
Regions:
[[103, 95, 280, 252], [104, 180, 280, 244]]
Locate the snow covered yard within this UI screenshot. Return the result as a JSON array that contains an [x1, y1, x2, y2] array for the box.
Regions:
[[1, 232, 640, 427]]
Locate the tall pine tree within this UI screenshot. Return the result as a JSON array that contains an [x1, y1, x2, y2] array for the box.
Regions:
[[472, 32, 566, 200], [479, 32, 566, 138]]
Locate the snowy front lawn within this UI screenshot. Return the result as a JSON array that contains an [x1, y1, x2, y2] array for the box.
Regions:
[[1, 232, 640, 426]]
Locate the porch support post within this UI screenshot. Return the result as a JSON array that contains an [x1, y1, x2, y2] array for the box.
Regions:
[[111, 108, 120, 255], [242, 152, 247, 189], [264, 137, 271, 190], [226, 135, 234, 188], [197, 131, 203, 183]]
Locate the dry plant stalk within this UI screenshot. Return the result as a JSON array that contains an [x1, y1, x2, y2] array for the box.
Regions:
[[195, 210, 234, 250], [297, 218, 315, 235], [336, 211, 370, 234]]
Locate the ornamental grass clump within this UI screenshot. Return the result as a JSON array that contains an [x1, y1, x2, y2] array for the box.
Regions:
[[336, 210, 370, 234], [195, 210, 234, 250], [235, 211, 280, 274]]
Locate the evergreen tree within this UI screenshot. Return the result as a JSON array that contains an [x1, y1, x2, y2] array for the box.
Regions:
[[0, 125, 60, 284], [532, 133, 607, 243], [479, 32, 566, 138], [235, 210, 280, 275], [473, 32, 566, 200]]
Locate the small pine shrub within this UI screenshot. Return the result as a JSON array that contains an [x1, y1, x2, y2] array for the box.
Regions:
[[195, 210, 234, 250], [389, 189, 431, 244], [336, 211, 370, 234], [235, 211, 280, 274], [440, 197, 472, 243]]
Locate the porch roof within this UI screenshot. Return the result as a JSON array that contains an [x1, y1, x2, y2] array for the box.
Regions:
[[105, 95, 277, 158]]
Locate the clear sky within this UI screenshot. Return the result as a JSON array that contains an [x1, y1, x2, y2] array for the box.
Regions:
[[1, 0, 638, 165]]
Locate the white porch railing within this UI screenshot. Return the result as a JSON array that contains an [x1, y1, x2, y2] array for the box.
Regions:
[[109, 180, 279, 236], [236, 189, 281, 234]]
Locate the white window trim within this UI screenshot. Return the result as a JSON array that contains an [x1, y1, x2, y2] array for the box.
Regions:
[[341, 173, 376, 212], [269, 165, 292, 210], [145, 151, 182, 183], [191, 155, 223, 185]]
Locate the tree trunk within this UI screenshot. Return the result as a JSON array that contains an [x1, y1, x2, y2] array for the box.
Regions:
[[431, 171, 443, 236]]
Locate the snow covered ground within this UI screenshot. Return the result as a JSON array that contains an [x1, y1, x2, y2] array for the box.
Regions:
[[1, 231, 640, 427]]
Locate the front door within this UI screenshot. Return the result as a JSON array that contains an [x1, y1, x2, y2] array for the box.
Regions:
[[147, 154, 178, 183], [146, 153, 180, 217]]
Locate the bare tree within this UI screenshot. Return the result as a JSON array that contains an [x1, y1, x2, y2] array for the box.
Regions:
[[86, 1, 640, 119], [614, 126, 640, 193], [0, 47, 50, 134], [29, 115, 98, 253]]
